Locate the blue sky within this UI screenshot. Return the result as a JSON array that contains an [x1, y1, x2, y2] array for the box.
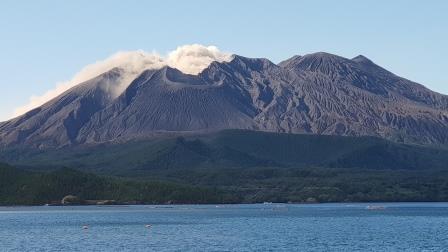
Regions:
[[0, 0, 447, 121]]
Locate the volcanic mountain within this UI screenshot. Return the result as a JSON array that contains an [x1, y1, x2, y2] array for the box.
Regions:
[[1, 52, 448, 148]]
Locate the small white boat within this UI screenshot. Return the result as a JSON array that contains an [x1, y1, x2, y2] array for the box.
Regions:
[[82, 225, 89, 229], [366, 205, 386, 210], [145, 224, 152, 228]]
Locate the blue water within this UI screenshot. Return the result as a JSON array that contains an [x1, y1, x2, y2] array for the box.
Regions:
[[1, 203, 447, 251]]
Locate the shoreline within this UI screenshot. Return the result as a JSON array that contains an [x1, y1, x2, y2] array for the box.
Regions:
[[2, 201, 448, 208]]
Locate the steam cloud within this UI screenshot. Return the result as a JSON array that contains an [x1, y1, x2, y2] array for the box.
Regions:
[[13, 44, 233, 118]]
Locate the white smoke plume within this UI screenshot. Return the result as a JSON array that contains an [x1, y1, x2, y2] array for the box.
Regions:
[[167, 44, 233, 75], [13, 44, 233, 118]]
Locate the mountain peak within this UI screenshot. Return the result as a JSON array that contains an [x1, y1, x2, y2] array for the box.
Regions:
[[351, 54, 393, 77], [278, 55, 302, 68], [280, 52, 353, 75], [228, 55, 276, 70], [300, 52, 350, 62], [307, 51, 340, 57], [352, 55, 373, 64], [159, 66, 208, 86], [198, 55, 276, 78]]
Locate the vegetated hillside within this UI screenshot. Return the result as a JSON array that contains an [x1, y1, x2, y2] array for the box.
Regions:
[[148, 167, 448, 203], [0, 163, 231, 205], [2, 52, 448, 147], [203, 130, 448, 170], [2, 163, 448, 205], [1, 130, 447, 176]]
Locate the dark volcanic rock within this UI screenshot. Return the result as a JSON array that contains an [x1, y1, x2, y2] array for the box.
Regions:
[[1, 52, 448, 147]]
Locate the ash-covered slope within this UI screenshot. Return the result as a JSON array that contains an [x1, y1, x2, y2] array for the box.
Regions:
[[2, 52, 448, 147], [0, 68, 124, 147], [77, 66, 258, 143], [269, 52, 448, 144]]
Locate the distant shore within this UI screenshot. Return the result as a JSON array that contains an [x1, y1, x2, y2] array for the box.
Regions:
[[3, 201, 448, 208]]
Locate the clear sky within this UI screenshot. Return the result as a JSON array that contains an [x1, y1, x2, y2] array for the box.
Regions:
[[0, 0, 447, 121]]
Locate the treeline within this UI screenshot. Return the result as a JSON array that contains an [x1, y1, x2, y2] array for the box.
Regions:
[[143, 166, 448, 203], [2, 163, 448, 205], [0, 163, 236, 205]]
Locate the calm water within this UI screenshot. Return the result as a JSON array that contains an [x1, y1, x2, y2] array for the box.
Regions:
[[1, 203, 448, 251]]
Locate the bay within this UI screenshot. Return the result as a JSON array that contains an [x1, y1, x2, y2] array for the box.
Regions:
[[1, 203, 447, 251]]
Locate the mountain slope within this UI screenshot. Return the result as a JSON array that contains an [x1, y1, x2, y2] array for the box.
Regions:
[[2, 130, 448, 176], [266, 52, 448, 144], [1, 52, 448, 147], [77, 66, 257, 143], [0, 68, 124, 147]]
